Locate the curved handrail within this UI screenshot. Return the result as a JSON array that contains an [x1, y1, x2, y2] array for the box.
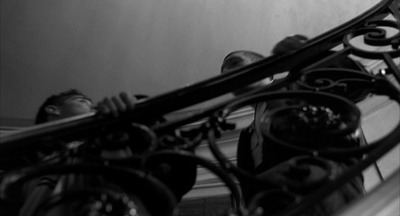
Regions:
[[0, 0, 397, 149]]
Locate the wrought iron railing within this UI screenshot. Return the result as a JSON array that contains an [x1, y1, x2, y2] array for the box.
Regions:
[[0, 0, 399, 215]]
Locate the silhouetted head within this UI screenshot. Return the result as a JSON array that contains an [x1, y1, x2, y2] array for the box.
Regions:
[[35, 89, 95, 124], [221, 50, 272, 96]]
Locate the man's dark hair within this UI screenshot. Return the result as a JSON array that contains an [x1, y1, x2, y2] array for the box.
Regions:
[[221, 50, 265, 72], [35, 89, 91, 124]]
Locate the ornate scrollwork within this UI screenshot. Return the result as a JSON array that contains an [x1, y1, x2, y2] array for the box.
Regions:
[[296, 68, 375, 102], [343, 19, 400, 59]]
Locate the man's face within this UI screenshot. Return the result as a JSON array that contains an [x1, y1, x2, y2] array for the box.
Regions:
[[56, 95, 96, 119], [221, 52, 271, 96], [221, 52, 256, 74]]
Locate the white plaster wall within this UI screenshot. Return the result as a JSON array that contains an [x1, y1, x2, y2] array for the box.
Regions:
[[0, 0, 380, 124]]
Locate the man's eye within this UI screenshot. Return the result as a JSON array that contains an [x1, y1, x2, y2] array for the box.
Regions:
[[227, 61, 241, 68], [78, 99, 91, 104]]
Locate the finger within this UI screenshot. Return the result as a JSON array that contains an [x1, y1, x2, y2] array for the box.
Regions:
[[285, 36, 307, 47], [120, 92, 137, 110], [292, 34, 309, 42], [97, 100, 110, 115], [272, 42, 296, 55], [272, 36, 307, 55], [112, 96, 127, 113], [103, 97, 118, 117]]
